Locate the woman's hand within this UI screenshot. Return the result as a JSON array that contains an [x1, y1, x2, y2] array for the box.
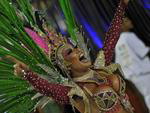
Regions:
[[122, 0, 129, 5], [13, 61, 29, 77], [4, 56, 29, 76]]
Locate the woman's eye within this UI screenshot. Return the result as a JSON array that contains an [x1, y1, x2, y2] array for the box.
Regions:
[[67, 49, 72, 55]]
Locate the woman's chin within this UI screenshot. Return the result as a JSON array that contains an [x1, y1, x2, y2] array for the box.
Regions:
[[81, 62, 92, 69]]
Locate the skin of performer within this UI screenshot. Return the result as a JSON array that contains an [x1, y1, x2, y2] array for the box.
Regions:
[[57, 45, 129, 113]]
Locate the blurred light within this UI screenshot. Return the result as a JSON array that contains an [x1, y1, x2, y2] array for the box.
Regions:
[[141, 0, 150, 10], [69, 2, 103, 48], [80, 18, 103, 48]]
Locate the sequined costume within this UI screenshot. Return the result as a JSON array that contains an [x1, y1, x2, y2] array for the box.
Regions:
[[20, 1, 133, 113], [103, 1, 126, 66], [0, 0, 134, 113]]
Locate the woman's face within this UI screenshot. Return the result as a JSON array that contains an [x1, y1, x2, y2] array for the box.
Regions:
[[61, 45, 91, 72], [122, 17, 134, 31]]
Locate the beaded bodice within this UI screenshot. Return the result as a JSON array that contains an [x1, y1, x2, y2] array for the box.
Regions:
[[73, 70, 133, 113]]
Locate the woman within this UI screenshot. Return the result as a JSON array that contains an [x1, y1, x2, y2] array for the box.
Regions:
[[11, 43, 134, 113], [1, 0, 134, 113], [8, 1, 134, 113]]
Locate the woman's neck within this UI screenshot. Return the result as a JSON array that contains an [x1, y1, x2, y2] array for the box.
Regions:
[[121, 29, 130, 32], [71, 68, 91, 78]]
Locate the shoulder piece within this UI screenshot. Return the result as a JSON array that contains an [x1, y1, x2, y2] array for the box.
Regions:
[[94, 51, 105, 68]]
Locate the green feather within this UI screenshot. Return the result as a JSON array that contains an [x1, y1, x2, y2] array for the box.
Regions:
[[59, 0, 78, 43], [0, 0, 60, 112]]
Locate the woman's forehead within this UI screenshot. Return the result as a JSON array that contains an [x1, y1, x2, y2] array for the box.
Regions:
[[63, 44, 73, 51]]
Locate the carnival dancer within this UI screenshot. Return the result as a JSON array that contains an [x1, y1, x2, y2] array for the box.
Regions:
[[0, 0, 134, 113]]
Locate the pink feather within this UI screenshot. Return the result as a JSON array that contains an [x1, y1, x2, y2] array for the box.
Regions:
[[25, 27, 49, 53]]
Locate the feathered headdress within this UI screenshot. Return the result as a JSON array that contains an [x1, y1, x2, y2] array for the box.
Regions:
[[0, 0, 126, 112]]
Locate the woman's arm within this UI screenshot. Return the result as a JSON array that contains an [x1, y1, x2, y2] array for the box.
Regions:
[[23, 70, 70, 104], [103, 0, 128, 66], [7, 56, 71, 105]]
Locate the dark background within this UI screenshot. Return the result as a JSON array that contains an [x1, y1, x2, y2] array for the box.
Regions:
[[31, 0, 150, 60]]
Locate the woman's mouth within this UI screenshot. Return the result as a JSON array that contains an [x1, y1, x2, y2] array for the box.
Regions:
[[79, 54, 88, 63]]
